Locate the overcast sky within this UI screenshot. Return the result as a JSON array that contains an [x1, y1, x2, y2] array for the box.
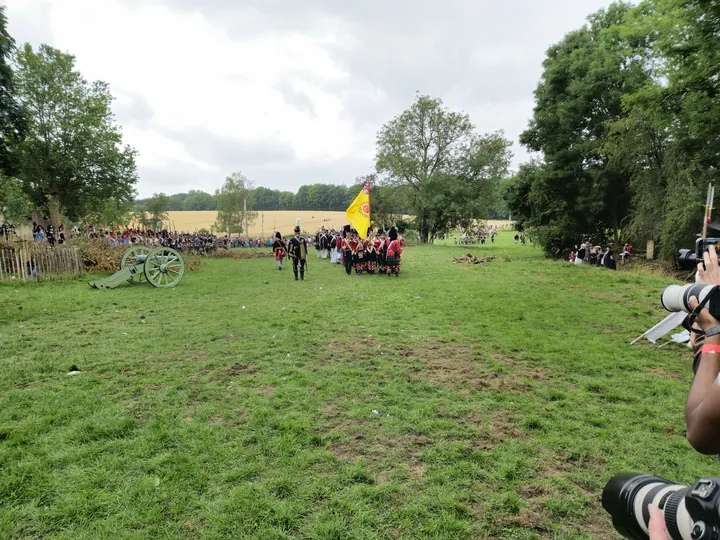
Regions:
[[4, 0, 614, 198]]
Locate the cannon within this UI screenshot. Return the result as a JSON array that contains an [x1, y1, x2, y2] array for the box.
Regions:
[[89, 246, 185, 290]]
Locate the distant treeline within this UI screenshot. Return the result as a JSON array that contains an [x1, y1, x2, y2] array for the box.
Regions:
[[135, 184, 384, 213], [135, 182, 510, 220]]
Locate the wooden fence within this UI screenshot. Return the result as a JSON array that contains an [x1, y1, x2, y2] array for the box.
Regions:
[[0, 245, 83, 282]]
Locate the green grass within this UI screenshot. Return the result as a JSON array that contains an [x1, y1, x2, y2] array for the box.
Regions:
[[0, 236, 716, 539]]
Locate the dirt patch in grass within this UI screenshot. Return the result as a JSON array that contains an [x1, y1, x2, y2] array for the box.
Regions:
[[327, 337, 379, 361], [647, 367, 685, 381], [208, 362, 259, 381], [320, 401, 429, 479], [380, 340, 554, 393], [467, 409, 524, 446], [254, 385, 276, 396]]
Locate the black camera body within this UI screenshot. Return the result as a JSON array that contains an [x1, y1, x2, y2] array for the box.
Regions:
[[678, 238, 720, 270], [603, 473, 720, 539]]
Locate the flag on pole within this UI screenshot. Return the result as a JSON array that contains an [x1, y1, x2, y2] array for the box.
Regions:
[[346, 183, 371, 239], [630, 312, 686, 345]]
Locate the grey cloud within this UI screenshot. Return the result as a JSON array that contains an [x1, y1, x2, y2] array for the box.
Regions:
[[137, 161, 221, 196], [137, 0, 613, 164], [114, 91, 155, 128], [158, 127, 297, 172], [276, 80, 316, 116]]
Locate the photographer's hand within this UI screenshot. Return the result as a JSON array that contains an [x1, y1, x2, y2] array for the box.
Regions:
[[698, 244, 720, 284], [648, 505, 667, 540]]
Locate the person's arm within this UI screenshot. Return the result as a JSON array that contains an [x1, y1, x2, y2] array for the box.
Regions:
[[685, 245, 720, 453], [685, 333, 720, 454]]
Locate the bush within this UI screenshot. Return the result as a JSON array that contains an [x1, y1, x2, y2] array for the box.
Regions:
[[69, 238, 203, 272]]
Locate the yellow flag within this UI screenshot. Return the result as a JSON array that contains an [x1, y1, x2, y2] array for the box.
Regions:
[[346, 183, 371, 239]]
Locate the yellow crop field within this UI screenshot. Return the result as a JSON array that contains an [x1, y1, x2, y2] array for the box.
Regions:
[[154, 212, 513, 236], [158, 211, 353, 236]]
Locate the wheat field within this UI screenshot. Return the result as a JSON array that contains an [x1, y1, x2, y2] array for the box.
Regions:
[[157, 211, 513, 236]]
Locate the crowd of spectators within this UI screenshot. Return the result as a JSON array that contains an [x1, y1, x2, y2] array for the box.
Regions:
[[567, 242, 634, 270]]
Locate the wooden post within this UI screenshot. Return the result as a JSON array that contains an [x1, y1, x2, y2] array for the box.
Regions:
[[646, 240, 654, 260], [19, 248, 26, 281]]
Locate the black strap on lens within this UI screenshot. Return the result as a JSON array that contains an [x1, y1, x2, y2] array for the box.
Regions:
[[687, 285, 720, 334]]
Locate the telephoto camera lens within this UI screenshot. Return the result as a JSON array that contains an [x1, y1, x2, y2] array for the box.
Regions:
[[602, 473, 696, 539], [661, 283, 720, 318]]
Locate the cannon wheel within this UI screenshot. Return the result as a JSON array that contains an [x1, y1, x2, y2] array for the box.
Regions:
[[144, 247, 185, 288], [121, 246, 151, 283]]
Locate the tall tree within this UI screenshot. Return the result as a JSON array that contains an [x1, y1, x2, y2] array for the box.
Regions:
[[0, 7, 24, 178], [145, 193, 170, 229], [515, 3, 652, 256], [14, 44, 138, 227], [213, 172, 257, 235], [376, 95, 511, 242]]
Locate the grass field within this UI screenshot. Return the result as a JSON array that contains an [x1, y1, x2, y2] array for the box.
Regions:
[[0, 235, 716, 539]]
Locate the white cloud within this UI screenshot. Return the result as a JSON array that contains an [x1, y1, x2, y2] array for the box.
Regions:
[[5, 0, 615, 197]]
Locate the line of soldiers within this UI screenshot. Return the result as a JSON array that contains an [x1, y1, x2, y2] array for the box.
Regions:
[[272, 224, 404, 280], [336, 226, 403, 278]]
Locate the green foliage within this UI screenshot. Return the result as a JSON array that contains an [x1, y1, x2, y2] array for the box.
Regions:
[[181, 191, 216, 211], [213, 172, 257, 235], [514, 0, 720, 259], [144, 193, 170, 228], [14, 43, 138, 226], [0, 239, 713, 537], [0, 173, 32, 224], [376, 95, 511, 242], [0, 7, 24, 178], [512, 3, 651, 257], [85, 197, 134, 229]]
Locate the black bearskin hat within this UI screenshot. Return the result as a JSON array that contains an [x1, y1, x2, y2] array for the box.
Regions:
[[342, 225, 351, 238], [294, 225, 301, 233], [275, 231, 281, 239], [377, 228, 384, 236], [389, 228, 398, 240]]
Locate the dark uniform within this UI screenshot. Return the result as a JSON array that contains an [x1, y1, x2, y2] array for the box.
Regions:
[[287, 226, 308, 280], [272, 232, 286, 270]]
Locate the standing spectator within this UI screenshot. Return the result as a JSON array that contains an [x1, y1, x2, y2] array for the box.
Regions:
[[575, 244, 586, 265], [620, 243, 633, 265], [604, 246, 616, 270], [47, 225, 56, 247]]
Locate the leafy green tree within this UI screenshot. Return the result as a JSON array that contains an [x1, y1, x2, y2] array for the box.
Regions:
[[167, 193, 187, 211], [132, 210, 154, 230], [253, 187, 280, 210], [514, 3, 651, 256], [14, 44, 138, 227], [144, 193, 170, 229], [279, 191, 294, 210], [0, 7, 24, 178], [601, 0, 720, 257], [182, 190, 216, 210], [86, 197, 134, 229], [0, 173, 32, 224], [213, 172, 257, 235], [376, 95, 511, 242]]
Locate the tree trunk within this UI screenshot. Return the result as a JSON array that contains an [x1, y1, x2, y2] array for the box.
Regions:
[[48, 195, 62, 229], [420, 223, 430, 243]]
